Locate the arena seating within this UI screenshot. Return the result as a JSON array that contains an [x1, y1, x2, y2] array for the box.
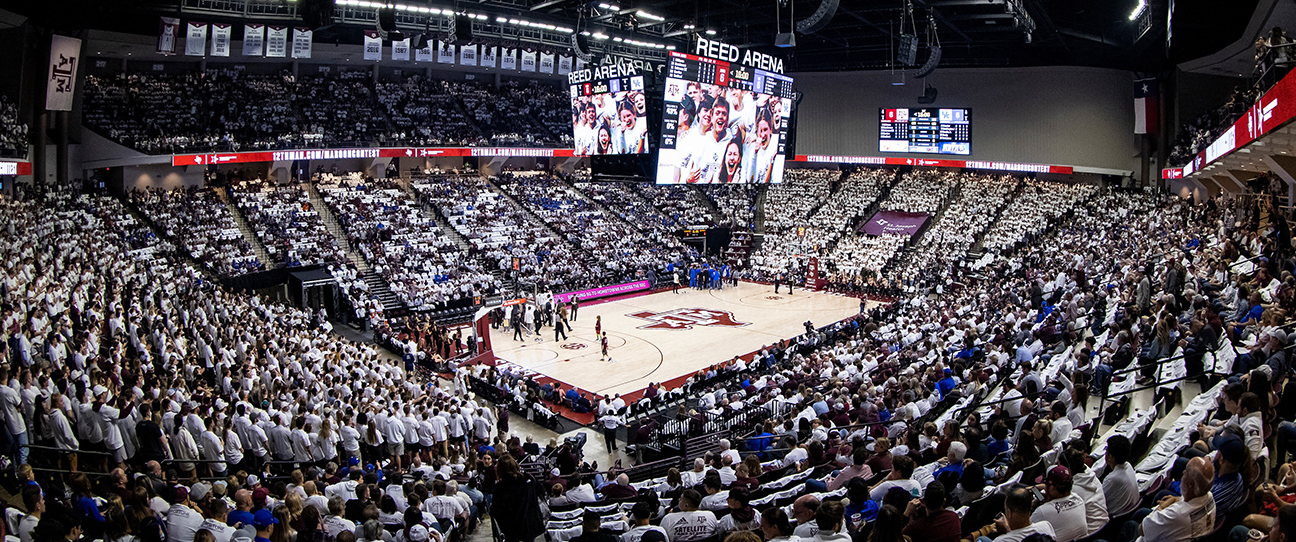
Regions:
[[981, 179, 1096, 252], [0, 95, 27, 159], [293, 71, 386, 148], [129, 186, 264, 276], [634, 184, 716, 228], [317, 174, 500, 310], [375, 77, 483, 147], [230, 180, 347, 267], [700, 184, 759, 231], [574, 181, 682, 237]]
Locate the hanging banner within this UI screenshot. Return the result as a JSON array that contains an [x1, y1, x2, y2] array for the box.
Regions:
[[363, 30, 382, 60], [558, 55, 572, 75], [500, 48, 517, 70], [575, 58, 586, 71], [157, 17, 181, 55], [266, 26, 287, 57], [185, 22, 207, 56], [437, 41, 455, 63], [415, 44, 433, 62], [480, 46, 497, 68], [392, 38, 410, 60], [539, 52, 554, 73], [211, 23, 231, 57], [292, 28, 312, 59], [459, 44, 477, 66], [243, 24, 265, 56], [46, 35, 81, 112]]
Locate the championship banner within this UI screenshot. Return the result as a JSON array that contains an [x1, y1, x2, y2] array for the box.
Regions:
[[243, 24, 265, 56], [266, 26, 287, 57], [860, 210, 930, 237], [480, 46, 496, 68], [500, 48, 517, 70], [391, 38, 410, 60], [46, 35, 81, 112], [157, 17, 181, 55], [558, 55, 572, 75], [539, 52, 554, 74], [575, 58, 586, 71], [185, 22, 208, 56], [211, 24, 231, 57], [292, 28, 312, 59], [459, 44, 477, 66], [414, 44, 433, 62], [521, 50, 537, 71], [436, 41, 455, 63], [363, 30, 382, 60]]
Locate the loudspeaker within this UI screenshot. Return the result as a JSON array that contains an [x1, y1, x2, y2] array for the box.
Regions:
[[454, 14, 472, 43], [775, 33, 796, 47], [917, 85, 937, 104], [897, 33, 918, 65], [570, 32, 592, 62], [301, 0, 335, 30], [912, 45, 940, 78], [794, 0, 839, 34], [379, 7, 397, 33]]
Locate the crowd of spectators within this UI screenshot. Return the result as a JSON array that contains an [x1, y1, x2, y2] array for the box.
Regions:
[[880, 170, 958, 215], [1168, 86, 1262, 167], [231, 180, 346, 268], [634, 185, 716, 229], [982, 180, 1096, 252], [318, 174, 499, 311], [701, 185, 759, 231], [293, 71, 385, 147], [375, 77, 483, 147], [455, 81, 562, 147], [895, 174, 1021, 282], [753, 170, 893, 280], [575, 181, 683, 238], [0, 94, 27, 159], [129, 186, 264, 276]]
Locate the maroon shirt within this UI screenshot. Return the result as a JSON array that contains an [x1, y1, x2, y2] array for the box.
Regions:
[[901, 509, 961, 542]]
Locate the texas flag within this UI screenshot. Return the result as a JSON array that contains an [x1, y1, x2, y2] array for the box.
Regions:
[[1134, 78, 1159, 134]]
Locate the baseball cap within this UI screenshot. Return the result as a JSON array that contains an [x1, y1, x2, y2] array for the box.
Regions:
[[408, 525, 431, 542], [190, 482, 211, 501], [1035, 465, 1072, 486], [247, 474, 260, 486], [252, 487, 270, 508], [1217, 434, 1248, 465], [252, 509, 279, 529], [171, 485, 189, 503]]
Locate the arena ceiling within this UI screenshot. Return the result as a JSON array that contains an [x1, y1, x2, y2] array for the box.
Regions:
[[8, 0, 1260, 73]]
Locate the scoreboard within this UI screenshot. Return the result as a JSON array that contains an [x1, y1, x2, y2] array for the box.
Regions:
[[879, 108, 972, 156]]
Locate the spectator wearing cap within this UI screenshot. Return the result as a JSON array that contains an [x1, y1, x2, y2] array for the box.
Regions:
[[622, 502, 668, 542], [200, 499, 237, 542], [572, 510, 620, 542], [716, 487, 760, 536], [190, 482, 213, 511], [253, 509, 280, 542], [167, 485, 206, 542], [976, 486, 1055, 542], [902, 481, 960, 542], [1237, 327, 1288, 375], [1030, 466, 1087, 542], [1210, 435, 1250, 520]]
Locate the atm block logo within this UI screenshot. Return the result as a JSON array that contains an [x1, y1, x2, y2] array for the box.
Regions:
[[627, 308, 750, 330]]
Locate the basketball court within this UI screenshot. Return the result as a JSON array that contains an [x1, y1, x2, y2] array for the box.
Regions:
[[487, 281, 868, 399]]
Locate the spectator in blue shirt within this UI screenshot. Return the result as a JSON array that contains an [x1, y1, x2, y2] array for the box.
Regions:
[[936, 369, 958, 400]]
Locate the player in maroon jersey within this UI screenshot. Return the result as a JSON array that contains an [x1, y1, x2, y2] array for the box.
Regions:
[[601, 331, 611, 361]]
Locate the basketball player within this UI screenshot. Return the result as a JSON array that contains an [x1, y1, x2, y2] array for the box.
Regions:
[[601, 331, 611, 362], [595, 315, 602, 337], [555, 309, 569, 342]]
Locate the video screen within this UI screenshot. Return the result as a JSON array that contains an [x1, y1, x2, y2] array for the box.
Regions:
[[879, 108, 971, 155], [569, 67, 648, 156], [656, 51, 794, 184]]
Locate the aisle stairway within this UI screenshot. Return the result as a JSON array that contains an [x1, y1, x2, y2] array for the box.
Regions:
[[304, 184, 407, 314], [754, 185, 768, 234], [214, 187, 274, 269], [690, 186, 727, 225]]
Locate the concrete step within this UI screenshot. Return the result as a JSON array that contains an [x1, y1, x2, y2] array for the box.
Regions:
[[306, 183, 407, 314], [216, 187, 275, 269]]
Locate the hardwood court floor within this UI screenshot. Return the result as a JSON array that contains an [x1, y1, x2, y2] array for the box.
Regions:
[[488, 282, 865, 397]]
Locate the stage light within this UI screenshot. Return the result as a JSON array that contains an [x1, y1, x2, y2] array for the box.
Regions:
[[1128, 0, 1146, 21], [598, 3, 620, 11], [705, 29, 716, 35], [684, 24, 695, 30], [636, 10, 665, 21]]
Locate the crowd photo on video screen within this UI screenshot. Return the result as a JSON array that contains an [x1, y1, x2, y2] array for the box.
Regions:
[[571, 82, 649, 156], [659, 81, 790, 184]]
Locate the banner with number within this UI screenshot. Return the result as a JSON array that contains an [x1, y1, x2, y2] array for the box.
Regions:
[[480, 46, 497, 68], [266, 26, 287, 57], [575, 58, 586, 71], [459, 44, 477, 66], [185, 22, 207, 56], [391, 38, 410, 60], [539, 52, 554, 73], [157, 17, 180, 55], [211, 24, 231, 56], [437, 41, 455, 63], [521, 50, 537, 72], [558, 55, 572, 75], [363, 30, 382, 60], [500, 48, 517, 70], [292, 28, 312, 59], [415, 43, 433, 62], [47, 35, 81, 111], [243, 24, 265, 56]]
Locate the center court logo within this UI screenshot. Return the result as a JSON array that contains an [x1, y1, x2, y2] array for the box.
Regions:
[[627, 308, 750, 330]]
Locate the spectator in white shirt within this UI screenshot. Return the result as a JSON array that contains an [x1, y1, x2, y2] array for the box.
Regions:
[[1098, 435, 1141, 519]]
